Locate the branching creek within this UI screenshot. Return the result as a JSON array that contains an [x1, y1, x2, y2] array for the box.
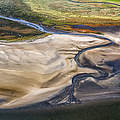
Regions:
[[0, 10, 120, 109]]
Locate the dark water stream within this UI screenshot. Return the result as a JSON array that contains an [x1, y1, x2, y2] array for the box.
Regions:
[[0, 14, 119, 110], [69, 0, 120, 7]]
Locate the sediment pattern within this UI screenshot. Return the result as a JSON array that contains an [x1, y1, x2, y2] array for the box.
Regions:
[[1, 0, 120, 108], [0, 14, 120, 109]]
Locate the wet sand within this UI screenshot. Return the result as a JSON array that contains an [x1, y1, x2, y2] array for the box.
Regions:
[[0, 32, 119, 109]]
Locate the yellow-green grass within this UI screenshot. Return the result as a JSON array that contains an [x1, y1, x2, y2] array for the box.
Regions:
[[23, 0, 120, 23], [0, 18, 50, 41], [1, 0, 120, 26], [0, 33, 50, 42], [0, 0, 120, 41], [99, 0, 120, 3]]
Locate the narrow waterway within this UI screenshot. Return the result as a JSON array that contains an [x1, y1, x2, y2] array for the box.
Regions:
[[69, 0, 120, 7], [0, 14, 118, 108]]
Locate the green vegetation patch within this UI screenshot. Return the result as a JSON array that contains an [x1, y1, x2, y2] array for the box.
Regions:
[[0, 0, 120, 41]]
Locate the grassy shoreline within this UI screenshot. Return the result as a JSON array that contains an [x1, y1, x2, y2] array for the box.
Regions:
[[0, 0, 120, 41]]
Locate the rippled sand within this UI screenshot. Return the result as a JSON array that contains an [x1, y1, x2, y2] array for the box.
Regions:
[[0, 34, 120, 108]]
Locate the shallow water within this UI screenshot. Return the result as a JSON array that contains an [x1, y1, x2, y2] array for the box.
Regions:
[[0, 14, 120, 109]]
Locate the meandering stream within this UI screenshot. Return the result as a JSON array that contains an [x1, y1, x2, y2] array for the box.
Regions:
[[0, 14, 119, 107], [69, 0, 120, 7]]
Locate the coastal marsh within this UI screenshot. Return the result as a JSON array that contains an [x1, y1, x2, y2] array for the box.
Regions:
[[0, 0, 120, 41], [0, 0, 120, 114]]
